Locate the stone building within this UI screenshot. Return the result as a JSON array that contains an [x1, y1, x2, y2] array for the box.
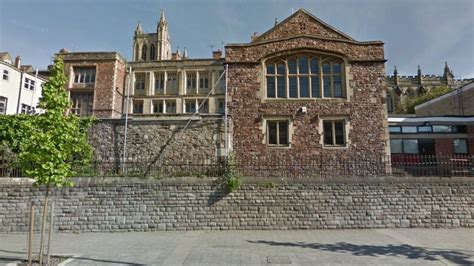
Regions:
[[226, 9, 390, 175], [126, 11, 226, 117], [58, 50, 127, 118], [385, 63, 473, 114]]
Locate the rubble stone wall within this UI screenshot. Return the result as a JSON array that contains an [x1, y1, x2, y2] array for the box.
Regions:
[[0, 177, 471, 233]]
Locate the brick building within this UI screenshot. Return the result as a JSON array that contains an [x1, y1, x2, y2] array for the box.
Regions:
[[226, 9, 390, 174], [58, 50, 127, 118]]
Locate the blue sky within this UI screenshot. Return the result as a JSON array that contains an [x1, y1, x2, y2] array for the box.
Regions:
[[1, 0, 473, 78]]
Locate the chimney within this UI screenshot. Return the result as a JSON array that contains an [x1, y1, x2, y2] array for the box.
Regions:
[[14, 56, 21, 68], [212, 49, 222, 59]]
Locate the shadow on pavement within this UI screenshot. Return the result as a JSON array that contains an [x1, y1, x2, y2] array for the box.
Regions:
[[247, 240, 473, 265]]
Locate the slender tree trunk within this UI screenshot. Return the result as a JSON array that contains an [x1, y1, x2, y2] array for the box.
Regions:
[[46, 201, 55, 265], [39, 185, 50, 265], [27, 202, 35, 266]]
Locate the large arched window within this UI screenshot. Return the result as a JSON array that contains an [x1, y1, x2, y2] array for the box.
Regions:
[[141, 44, 147, 61], [150, 44, 156, 61], [265, 54, 345, 99]]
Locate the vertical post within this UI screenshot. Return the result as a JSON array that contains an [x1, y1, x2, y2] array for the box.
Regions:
[[28, 202, 35, 265], [122, 66, 132, 174], [224, 64, 229, 157], [39, 186, 49, 266], [46, 201, 55, 265]]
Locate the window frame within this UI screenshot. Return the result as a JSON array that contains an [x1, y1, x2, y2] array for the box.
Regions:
[[322, 119, 346, 147], [0, 96, 7, 114], [2, 69, 9, 81], [73, 67, 96, 85], [24, 77, 35, 90], [453, 138, 468, 154], [132, 100, 144, 114], [264, 53, 345, 100], [266, 120, 290, 147]]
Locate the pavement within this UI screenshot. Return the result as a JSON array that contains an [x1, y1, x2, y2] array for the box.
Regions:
[[0, 229, 473, 265]]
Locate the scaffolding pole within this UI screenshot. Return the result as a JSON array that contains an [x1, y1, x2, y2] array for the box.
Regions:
[[122, 66, 132, 173]]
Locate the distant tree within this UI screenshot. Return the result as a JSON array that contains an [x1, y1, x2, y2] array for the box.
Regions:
[[405, 86, 452, 114]]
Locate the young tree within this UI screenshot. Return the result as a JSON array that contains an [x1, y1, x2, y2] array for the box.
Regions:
[[19, 57, 92, 264]]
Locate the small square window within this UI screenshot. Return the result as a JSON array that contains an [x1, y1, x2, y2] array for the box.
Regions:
[[165, 100, 176, 113], [3, 70, 9, 81], [267, 121, 289, 146], [133, 100, 143, 114], [323, 120, 346, 146]]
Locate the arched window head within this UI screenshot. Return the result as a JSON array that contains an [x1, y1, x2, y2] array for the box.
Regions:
[[265, 54, 345, 99], [150, 44, 156, 61], [141, 44, 147, 61]]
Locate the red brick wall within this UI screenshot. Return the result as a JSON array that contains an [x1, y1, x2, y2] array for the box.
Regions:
[[61, 52, 126, 118], [435, 139, 454, 155], [226, 11, 389, 172]]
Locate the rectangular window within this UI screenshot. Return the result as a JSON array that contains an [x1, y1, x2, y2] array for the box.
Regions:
[[152, 100, 164, 113], [217, 99, 225, 114], [267, 121, 289, 146], [134, 73, 146, 94], [198, 99, 209, 113], [155, 72, 165, 95], [390, 139, 403, 154], [0, 97, 7, 114], [199, 72, 209, 94], [73, 67, 96, 84], [166, 72, 178, 94], [24, 77, 35, 90], [133, 100, 143, 114], [185, 99, 197, 113], [21, 104, 34, 114], [401, 126, 417, 133], [432, 125, 451, 133], [165, 100, 176, 113], [187, 72, 197, 94], [389, 126, 401, 133], [323, 120, 346, 146], [402, 139, 419, 154], [2, 70, 9, 81], [417, 126, 432, 133], [453, 139, 468, 154], [70, 92, 93, 116]]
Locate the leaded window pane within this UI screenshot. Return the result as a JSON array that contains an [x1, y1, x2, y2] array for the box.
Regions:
[[266, 64, 275, 74], [288, 59, 297, 74], [322, 63, 331, 74], [323, 76, 331, 97], [277, 76, 286, 98], [277, 63, 285, 75], [298, 56, 308, 74], [335, 121, 344, 145], [289, 77, 298, 98], [267, 77, 276, 98], [279, 122, 288, 145], [310, 58, 319, 74], [268, 122, 278, 145], [333, 76, 343, 98], [323, 121, 333, 145], [311, 76, 320, 98], [332, 63, 342, 74], [299, 76, 309, 97]]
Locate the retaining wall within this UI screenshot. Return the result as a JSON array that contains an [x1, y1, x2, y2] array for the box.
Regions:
[[0, 177, 472, 233]]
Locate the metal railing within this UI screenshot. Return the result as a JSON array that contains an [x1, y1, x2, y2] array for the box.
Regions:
[[1, 155, 472, 179]]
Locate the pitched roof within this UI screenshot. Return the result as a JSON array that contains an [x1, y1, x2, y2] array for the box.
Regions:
[[252, 8, 355, 43]]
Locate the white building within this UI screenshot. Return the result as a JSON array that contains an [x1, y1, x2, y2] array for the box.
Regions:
[[0, 52, 46, 115]]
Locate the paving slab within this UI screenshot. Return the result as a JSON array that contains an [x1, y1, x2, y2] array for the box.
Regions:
[[0, 229, 472, 265]]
